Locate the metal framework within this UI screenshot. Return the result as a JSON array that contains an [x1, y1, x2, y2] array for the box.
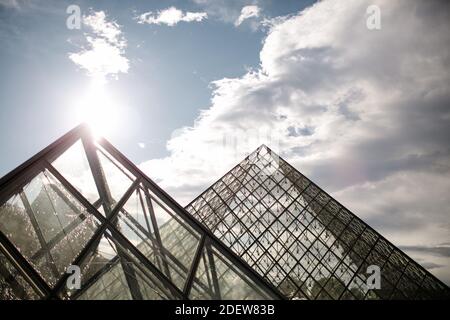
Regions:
[[186, 145, 450, 300], [0, 124, 285, 300]]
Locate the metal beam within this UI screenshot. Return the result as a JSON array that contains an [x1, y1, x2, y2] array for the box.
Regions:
[[143, 188, 173, 281], [0, 253, 31, 299], [205, 241, 221, 299], [0, 229, 51, 297], [19, 191, 60, 279], [183, 235, 206, 298], [98, 138, 285, 299], [45, 170, 141, 299]]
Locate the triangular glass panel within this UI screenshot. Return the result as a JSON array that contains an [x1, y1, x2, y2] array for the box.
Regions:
[[0, 125, 281, 300], [186, 145, 450, 300], [95, 143, 135, 210], [189, 242, 273, 300], [114, 184, 201, 290], [3, 126, 447, 300], [51, 139, 99, 205], [0, 168, 100, 287], [60, 230, 177, 300], [0, 249, 41, 300]]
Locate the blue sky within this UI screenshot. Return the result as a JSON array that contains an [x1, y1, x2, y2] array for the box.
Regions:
[[1, 0, 450, 285], [0, 0, 314, 175]]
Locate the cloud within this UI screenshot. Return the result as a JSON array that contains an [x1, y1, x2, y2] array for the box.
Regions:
[[136, 7, 207, 26], [235, 5, 261, 26], [0, 0, 20, 9], [403, 244, 450, 285], [192, 0, 257, 24], [399, 244, 450, 258], [69, 11, 129, 83], [420, 262, 444, 270], [83, 11, 125, 48], [140, 0, 450, 283]]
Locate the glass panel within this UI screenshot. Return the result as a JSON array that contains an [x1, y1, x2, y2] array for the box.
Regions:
[[319, 276, 346, 300], [0, 250, 41, 300], [3, 137, 446, 300], [278, 276, 307, 299], [186, 145, 450, 300], [61, 231, 177, 300], [114, 186, 200, 290], [0, 194, 40, 258], [96, 144, 135, 206], [78, 262, 133, 300], [189, 243, 272, 300], [51, 139, 99, 204], [0, 169, 100, 287], [347, 275, 368, 299]]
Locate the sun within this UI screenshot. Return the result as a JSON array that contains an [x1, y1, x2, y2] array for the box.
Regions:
[[75, 80, 119, 139]]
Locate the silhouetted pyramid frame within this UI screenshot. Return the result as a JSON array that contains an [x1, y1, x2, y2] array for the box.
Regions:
[[186, 145, 450, 300], [0, 124, 284, 300]]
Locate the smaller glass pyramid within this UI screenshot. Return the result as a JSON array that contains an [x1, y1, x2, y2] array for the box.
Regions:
[[0, 125, 282, 300], [186, 145, 450, 300]]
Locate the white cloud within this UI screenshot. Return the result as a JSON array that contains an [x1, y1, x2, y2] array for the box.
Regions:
[[192, 0, 258, 24], [83, 11, 125, 48], [235, 5, 261, 26], [140, 0, 450, 283], [136, 7, 207, 26], [69, 11, 129, 83]]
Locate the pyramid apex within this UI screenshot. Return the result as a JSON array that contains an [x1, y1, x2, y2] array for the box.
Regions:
[[247, 144, 271, 158], [255, 144, 281, 156]]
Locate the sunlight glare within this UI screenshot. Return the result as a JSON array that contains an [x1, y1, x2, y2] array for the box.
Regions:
[[75, 80, 119, 139]]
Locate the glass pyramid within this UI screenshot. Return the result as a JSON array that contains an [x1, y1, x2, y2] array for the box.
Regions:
[[186, 145, 450, 300], [0, 125, 282, 300]]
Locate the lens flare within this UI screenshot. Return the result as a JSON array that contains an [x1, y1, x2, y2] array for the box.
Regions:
[[75, 80, 119, 139]]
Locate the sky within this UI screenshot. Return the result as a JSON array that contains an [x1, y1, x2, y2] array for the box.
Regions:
[[0, 0, 450, 285]]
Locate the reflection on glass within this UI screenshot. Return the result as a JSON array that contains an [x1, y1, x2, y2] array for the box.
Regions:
[[0, 250, 40, 300], [116, 186, 200, 290], [51, 139, 99, 204], [96, 144, 135, 206], [61, 231, 177, 300], [0, 169, 99, 287], [2, 133, 446, 301], [187, 145, 448, 300], [190, 243, 271, 300]]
